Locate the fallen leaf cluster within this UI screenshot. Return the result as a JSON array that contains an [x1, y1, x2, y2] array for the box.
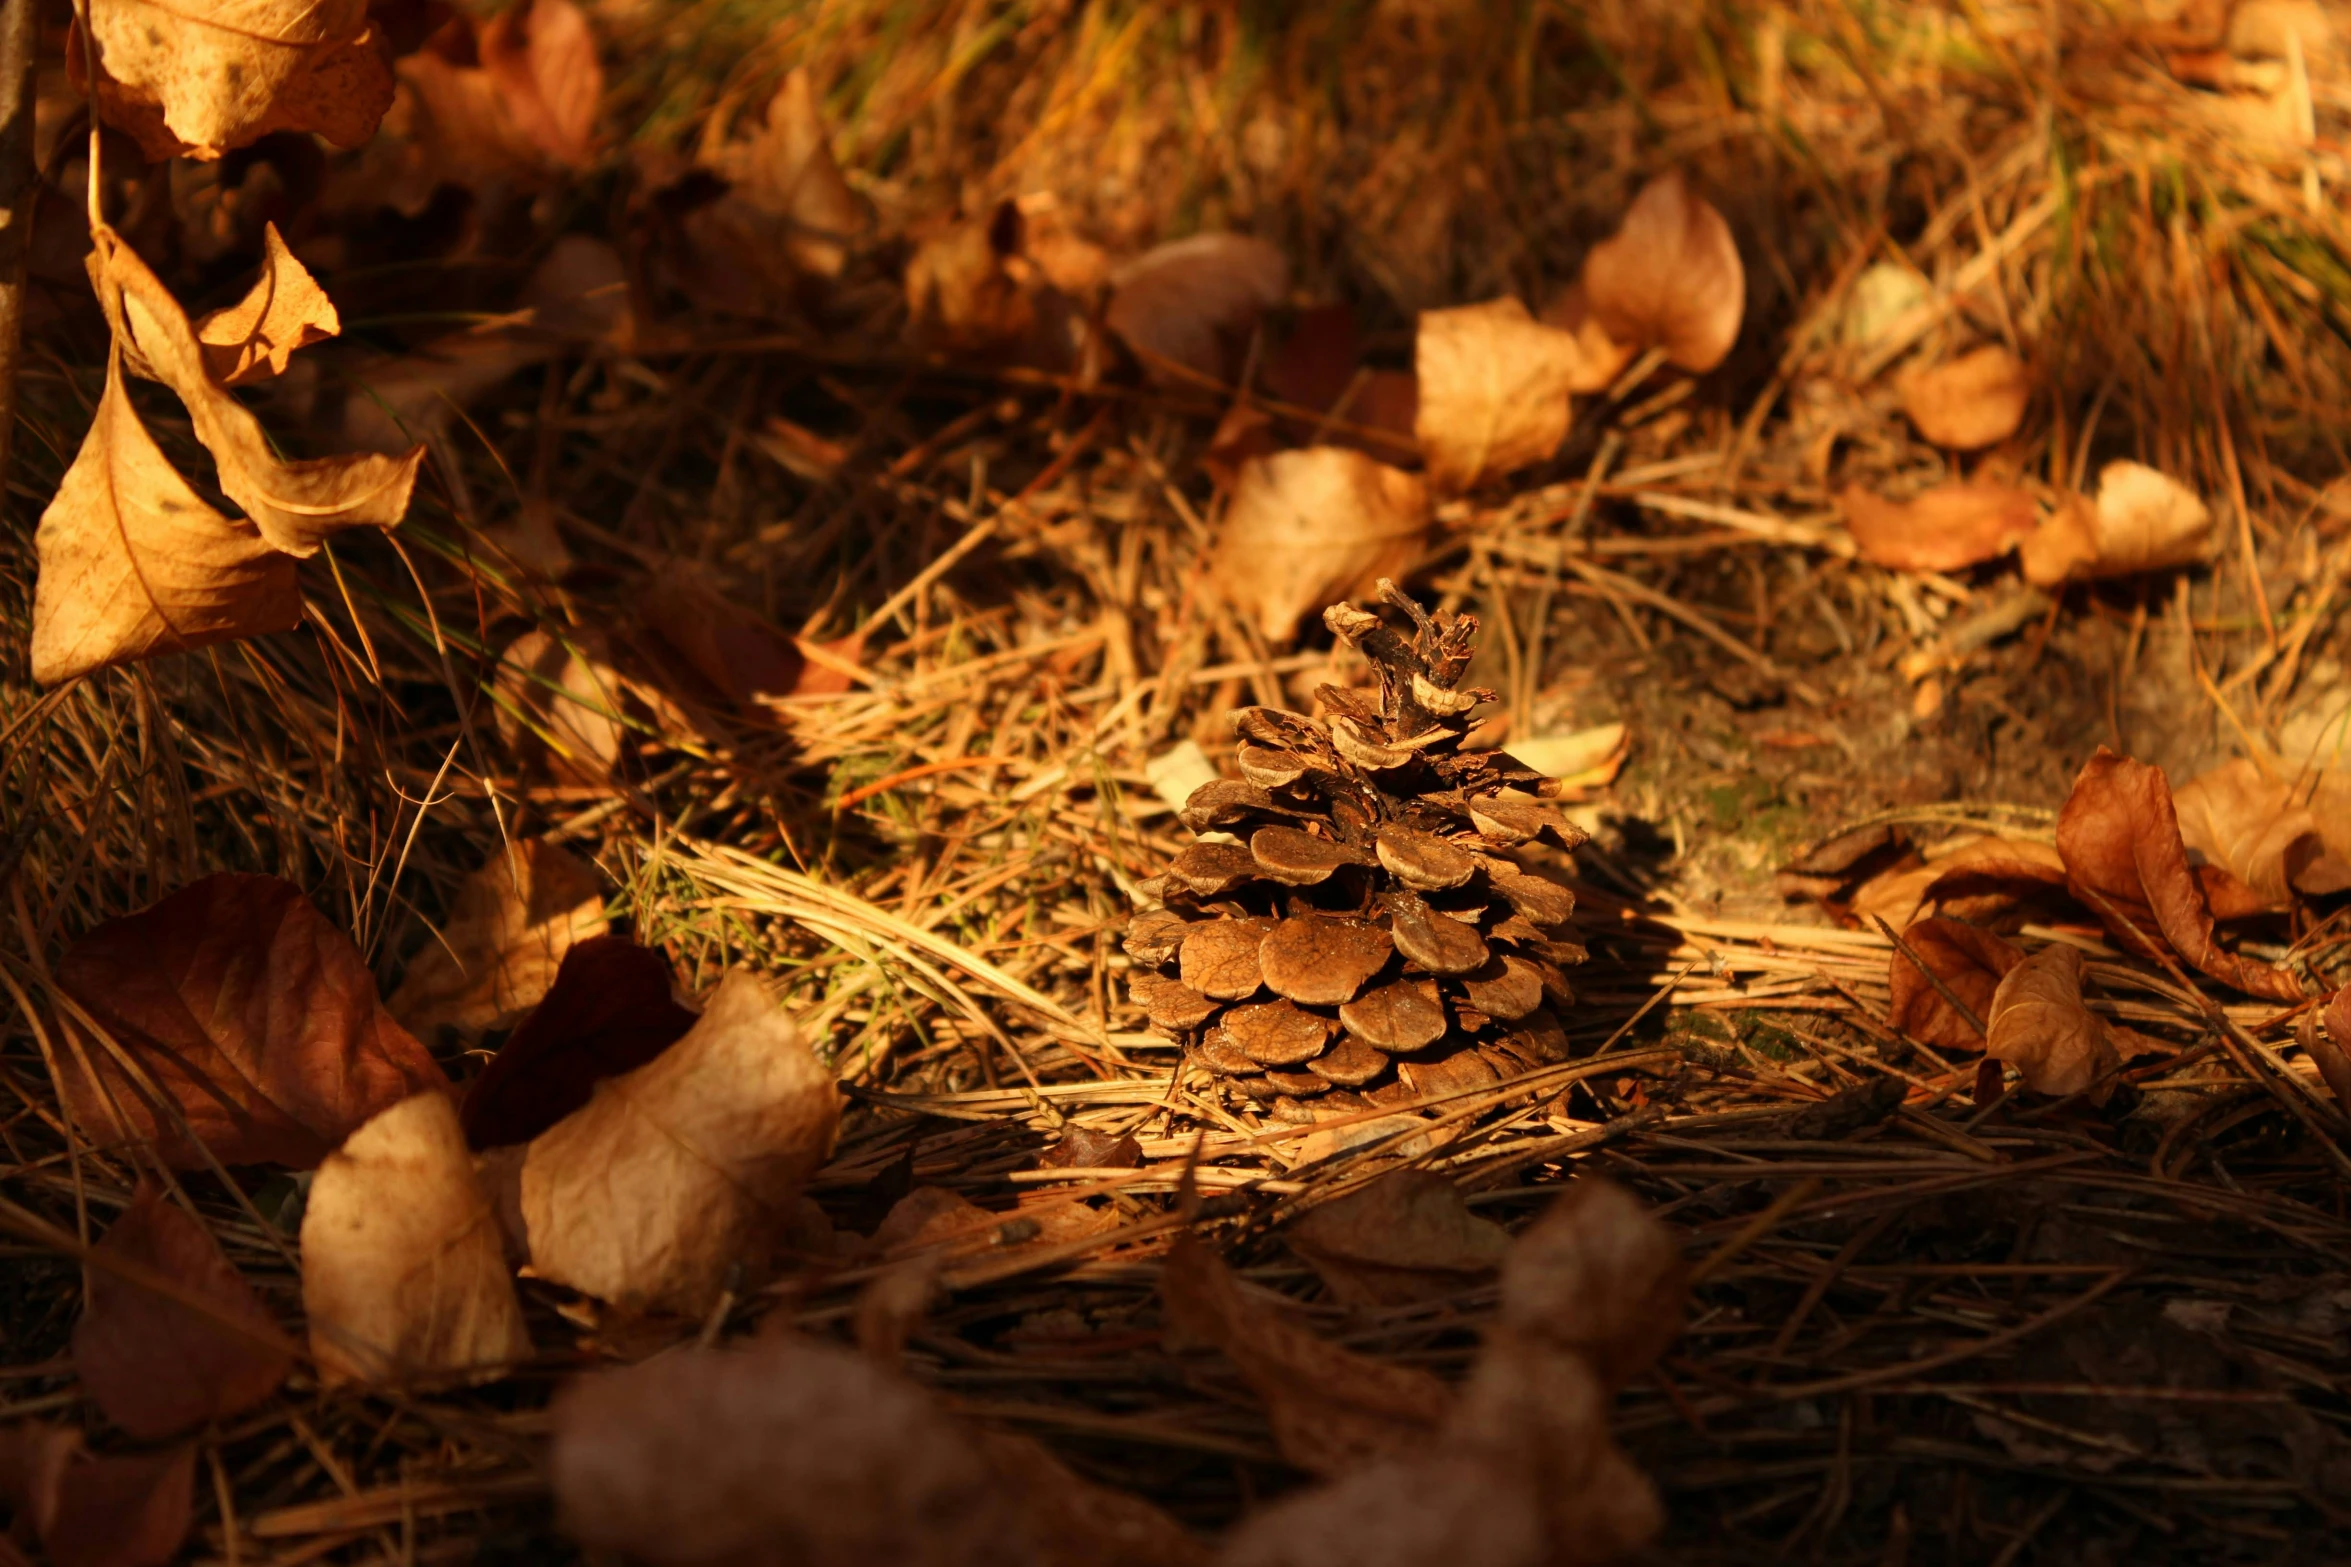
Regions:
[[10, 862, 846, 1561], [1786, 745, 2341, 1094]]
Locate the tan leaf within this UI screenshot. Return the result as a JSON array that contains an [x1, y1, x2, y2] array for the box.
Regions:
[[2020, 461, 2212, 585], [1219, 1456, 1550, 1567], [1537, 285, 1638, 391], [72, 1182, 292, 1440], [388, 840, 608, 1035], [73, 0, 393, 160], [1984, 944, 2119, 1098], [1159, 1236, 1450, 1477], [1412, 298, 1584, 493], [301, 1092, 531, 1386], [478, 0, 604, 167], [191, 224, 338, 386], [2173, 757, 2347, 906], [1285, 1172, 1508, 1306], [2315, 987, 2351, 1110], [519, 970, 841, 1314], [55, 873, 450, 1169], [739, 68, 862, 279], [550, 1333, 1032, 1567], [2056, 748, 2301, 999], [1212, 448, 1430, 643], [492, 628, 632, 783], [98, 229, 421, 555], [1492, 1176, 1685, 1390], [1503, 723, 1629, 792], [0, 1428, 196, 1567], [1578, 171, 1745, 373], [1106, 232, 1288, 386], [29, 351, 299, 685], [1897, 345, 2032, 450], [1886, 916, 2023, 1050], [1837, 481, 2039, 572]]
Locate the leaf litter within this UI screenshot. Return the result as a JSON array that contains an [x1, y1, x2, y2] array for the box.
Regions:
[[6, 4, 2351, 1564]]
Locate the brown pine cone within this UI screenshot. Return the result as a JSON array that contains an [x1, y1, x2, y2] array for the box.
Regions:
[[1126, 582, 1590, 1124]]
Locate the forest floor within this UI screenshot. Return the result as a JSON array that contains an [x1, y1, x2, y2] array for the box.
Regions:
[[5, 2, 2351, 1564]]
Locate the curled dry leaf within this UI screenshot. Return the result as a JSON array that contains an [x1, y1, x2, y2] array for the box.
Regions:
[[1886, 916, 2023, 1050], [1413, 298, 1584, 493], [1849, 835, 2068, 932], [461, 936, 696, 1149], [192, 224, 338, 386], [905, 203, 1041, 356], [72, 1182, 293, 1440], [2020, 461, 2213, 585], [34, 225, 412, 684], [2055, 748, 2301, 1000], [673, 67, 864, 305], [1984, 943, 2119, 1098], [102, 228, 421, 554], [0, 1427, 196, 1567], [2173, 757, 2351, 906], [493, 628, 633, 784], [1898, 344, 2032, 450], [1838, 481, 2039, 572], [1285, 1171, 1508, 1307], [1212, 448, 1430, 643], [301, 1092, 531, 1386], [519, 970, 841, 1314], [1578, 171, 1745, 373], [55, 873, 449, 1169], [389, 840, 607, 1035], [477, 0, 605, 168], [2314, 988, 2351, 1110], [1159, 1236, 1450, 1477], [1106, 233, 1288, 386], [73, 0, 394, 159]]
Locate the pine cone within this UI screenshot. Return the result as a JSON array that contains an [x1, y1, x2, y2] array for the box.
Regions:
[[1126, 583, 1590, 1124]]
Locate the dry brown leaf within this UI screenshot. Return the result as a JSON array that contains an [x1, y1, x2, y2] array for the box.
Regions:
[[192, 224, 338, 386], [1578, 171, 1744, 373], [1837, 481, 2039, 572], [1412, 298, 1584, 493], [1493, 1176, 1685, 1389], [905, 204, 1040, 355], [2020, 461, 2213, 585], [1984, 943, 2119, 1098], [55, 874, 449, 1169], [301, 1091, 531, 1386], [1212, 449, 1430, 643], [550, 1333, 1028, 1567], [679, 68, 865, 298], [1886, 916, 2024, 1050], [1849, 835, 2068, 931], [389, 840, 608, 1034], [1285, 1172, 1508, 1307], [100, 229, 421, 554], [1536, 285, 1638, 392], [72, 1182, 292, 1440], [519, 970, 841, 1314], [460, 936, 696, 1150], [1106, 233, 1288, 386], [28, 350, 300, 685], [478, 0, 604, 168], [643, 560, 836, 704], [1160, 1236, 1450, 1477], [1897, 345, 2032, 450], [2173, 757, 2351, 905], [72, 0, 393, 160], [492, 628, 633, 783], [0, 1428, 195, 1567], [2056, 748, 2301, 1000], [973, 1432, 1207, 1567], [2316, 987, 2351, 1110]]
